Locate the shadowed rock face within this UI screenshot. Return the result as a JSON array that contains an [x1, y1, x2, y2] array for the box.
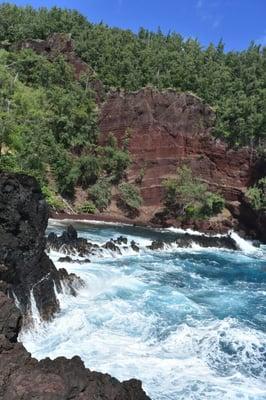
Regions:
[[0, 173, 64, 320], [0, 291, 22, 342]]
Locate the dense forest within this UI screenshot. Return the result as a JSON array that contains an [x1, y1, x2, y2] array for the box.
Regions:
[[0, 3, 265, 211]]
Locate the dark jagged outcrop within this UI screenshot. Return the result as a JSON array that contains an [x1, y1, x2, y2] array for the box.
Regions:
[[148, 233, 238, 251], [47, 225, 101, 256], [0, 292, 150, 400], [48, 225, 240, 256], [0, 172, 150, 400], [0, 173, 80, 321]]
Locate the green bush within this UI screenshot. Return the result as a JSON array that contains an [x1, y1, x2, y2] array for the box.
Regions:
[[246, 178, 266, 210], [102, 146, 131, 182], [163, 166, 225, 219], [201, 193, 225, 217], [41, 186, 65, 210], [118, 182, 142, 210], [89, 177, 112, 211], [77, 200, 97, 214]]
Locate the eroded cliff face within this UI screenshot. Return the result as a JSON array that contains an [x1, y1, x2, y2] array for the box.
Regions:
[[100, 88, 253, 205], [99, 88, 260, 235]]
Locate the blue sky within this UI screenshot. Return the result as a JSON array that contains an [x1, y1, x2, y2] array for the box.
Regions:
[[2, 0, 266, 50]]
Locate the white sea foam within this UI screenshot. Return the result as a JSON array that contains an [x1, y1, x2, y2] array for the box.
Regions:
[[229, 231, 258, 253], [29, 289, 42, 326], [20, 222, 266, 400]]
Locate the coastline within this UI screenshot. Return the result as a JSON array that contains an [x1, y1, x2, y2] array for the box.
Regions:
[[50, 211, 160, 228]]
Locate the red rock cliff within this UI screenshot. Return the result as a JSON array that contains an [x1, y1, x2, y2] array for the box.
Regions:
[[100, 88, 253, 218]]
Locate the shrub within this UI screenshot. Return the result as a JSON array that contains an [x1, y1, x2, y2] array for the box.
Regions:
[[201, 193, 225, 217], [89, 177, 112, 211], [118, 182, 142, 210], [246, 178, 266, 210], [41, 186, 65, 210], [102, 146, 131, 182], [76, 155, 101, 187], [77, 200, 97, 214], [163, 166, 225, 219]]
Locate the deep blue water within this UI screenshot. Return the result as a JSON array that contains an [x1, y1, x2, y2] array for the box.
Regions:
[[22, 220, 266, 400]]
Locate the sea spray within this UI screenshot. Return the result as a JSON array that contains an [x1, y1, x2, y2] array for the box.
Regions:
[[21, 221, 266, 400]]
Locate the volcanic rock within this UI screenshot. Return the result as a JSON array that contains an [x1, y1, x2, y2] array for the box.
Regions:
[[103, 240, 122, 254], [0, 291, 22, 342], [0, 173, 63, 320], [47, 225, 99, 256], [0, 292, 150, 400]]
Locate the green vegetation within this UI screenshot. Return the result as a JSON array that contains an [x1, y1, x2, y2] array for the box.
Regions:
[[41, 186, 65, 210], [163, 166, 225, 220], [246, 178, 266, 210], [77, 200, 97, 214], [89, 177, 112, 211], [0, 3, 265, 211], [118, 182, 142, 211], [0, 3, 265, 147], [0, 34, 130, 204]]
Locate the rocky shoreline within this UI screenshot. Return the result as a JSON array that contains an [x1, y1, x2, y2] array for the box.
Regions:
[[46, 224, 240, 262], [0, 172, 150, 400], [0, 171, 264, 400]]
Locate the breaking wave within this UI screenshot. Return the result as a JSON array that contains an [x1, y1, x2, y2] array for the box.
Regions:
[[21, 221, 266, 400]]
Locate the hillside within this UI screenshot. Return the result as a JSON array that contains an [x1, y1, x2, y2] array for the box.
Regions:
[[0, 4, 265, 240]]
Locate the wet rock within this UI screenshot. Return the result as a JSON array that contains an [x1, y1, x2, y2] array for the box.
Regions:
[[131, 240, 140, 252], [47, 227, 98, 257], [103, 240, 122, 254], [58, 255, 91, 264], [0, 173, 63, 320], [175, 232, 238, 250], [115, 236, 128, 245], [58, 255, 73, 263], [148, 240, 165, 251], [58, 268, 84, 296], [0, 294, 151, 400], [146, 233, 239, 251]]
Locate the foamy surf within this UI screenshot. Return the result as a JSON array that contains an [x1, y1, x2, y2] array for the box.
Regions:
[[21, 221, 266, 400]]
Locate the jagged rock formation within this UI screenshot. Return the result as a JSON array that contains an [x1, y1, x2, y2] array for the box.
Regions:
[[0, 173, 80, 321], [48, 225, 239, 256], [0, 172, 150, 400], [0, 291, 150, 400]]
